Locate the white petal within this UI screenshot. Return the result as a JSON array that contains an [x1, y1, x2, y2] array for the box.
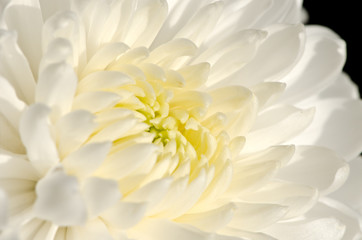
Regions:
[[147, 38, 197, 68], [42, 10, 87, 71], [101, 201, 147, 229], [36, 62, 78, 119], [251, 82, 286, 110], [174, 1, 224, 46], [291, 99, 362, 161], [229, 202, 287, 231], [230, 24, 305, 86], [0, 30, 35, 103], [19, 104, 59, 174], [95, 143, 159, 180], [81, 42, 129, 77], [124, 178, 173, 213], [156, 169, 207, 218], [281, 26, 346, 104], [131, 219, 211, 240], [0, 151, 39, 180], [0, 113, 24, 154], [304, 198, 362, 240], [2, 0, 42, 77], [56, 110, 97, 157], [0, 76, 26, 129], [312, 73, 360, 101], [264, 218, 346, 240], [122, 0, 168, 47], [0, 190, 8, 228], [39, 0, 71, 20], [33, 168, 87, 226], [278, 146, 349, 195], [71, 219, 113, 240], [78, 71, 134, 93], [176, 203, 235, 232], [244, 105, 314, 152], [62, 142, 111, 178], [72, 91, 121, 113], [198, 30, 266, 87], [82, 177, 121, 218], [39, 38, 74, 73], [241, 181, 318, 219], [330, 157, 362, 214], [253, 0, 302, 28]]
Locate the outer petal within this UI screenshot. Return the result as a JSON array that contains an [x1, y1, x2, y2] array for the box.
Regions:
[[82, 177, 121, 218], [0, 30, 35, 104], [36, 61, 78, 120], [19, 104, 59, 174], [2, 0, 43, 77], [277, 146, 349, 195], [33, 168, 87, 226], [290, 99, 362, 161]]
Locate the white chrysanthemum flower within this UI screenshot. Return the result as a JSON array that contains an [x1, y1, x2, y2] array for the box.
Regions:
[[1, 0, 362, 239]]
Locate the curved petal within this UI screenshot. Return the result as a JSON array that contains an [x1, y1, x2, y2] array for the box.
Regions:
[[82, 177, 121, 218], [19, 104, 59, 174], [33, 168, 87, 226], [0, 30, 35, 104], [2, 0, 43, 77], [277, 146, 349, 195], [291, 99, 362, 161]]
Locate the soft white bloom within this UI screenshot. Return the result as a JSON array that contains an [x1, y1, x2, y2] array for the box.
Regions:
[[0, 0, 362, 239]]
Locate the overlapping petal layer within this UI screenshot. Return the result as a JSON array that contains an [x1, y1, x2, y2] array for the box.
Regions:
[[0, 0, 361, 239]]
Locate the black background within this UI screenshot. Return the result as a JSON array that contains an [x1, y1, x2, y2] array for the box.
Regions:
[[303, 1, 360, 95]]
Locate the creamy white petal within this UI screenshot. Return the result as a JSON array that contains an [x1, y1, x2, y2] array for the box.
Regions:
[[95, 143, 159, 179], [19, 104, 59, 174], [251, 82, 286, 110], [77, 71, 134, 93], [331, 157, 362, 214], [0, 190, 8, 228], [226, 24, 305, 87], [291, 99, 362, 161], [70, 219, 114, 240], [0, 30, 35, 103], [228, 202, 287, 231], [0, 113, 24, 154], [244, 105, 314, 152], [42, 10, 87, 71], [131, 219, 211, 240], [33, 168, 87, 226], [39, 0, 71, 20], [303, 198, 362, 240], [63, 142, 111, 178], [124, 178, 173, 213], [101, 201, 148, 229], [0, 151, 39, 180], [2, 0, 42, 77], [147, 38, 197, 68], [56, 110, 97, 157], [122, 0, 168, 47], [174, 1, 224, 46], [36, 62, 78, 119], [241, 181, 318, 219], [81, 42, 129, 77], [175, 203, 235, 232], [264, 218, 346, 240], [277, 146, 349, 195], [82, 177, 121, 218], [72, 91, 121, 113], [0, 76, 26, 129], [281, 26, 346, 104]]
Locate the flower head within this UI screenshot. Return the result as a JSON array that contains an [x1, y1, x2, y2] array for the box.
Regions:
[[1, 0, 362, 239]]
